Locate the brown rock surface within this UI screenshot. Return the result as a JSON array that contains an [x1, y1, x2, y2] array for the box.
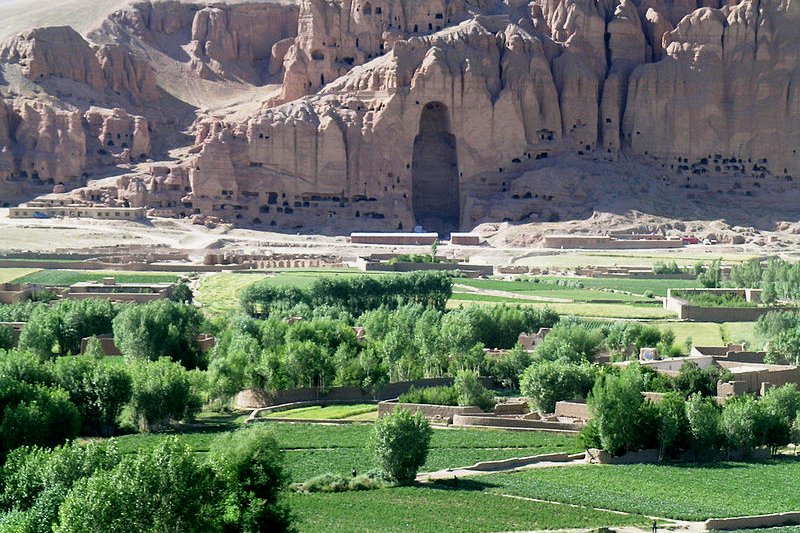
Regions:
[[0, 0, 798, 238]]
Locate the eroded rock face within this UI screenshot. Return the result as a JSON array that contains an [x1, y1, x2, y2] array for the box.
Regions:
[[1, 0, 800, 232], [0, 26, 104, 89]]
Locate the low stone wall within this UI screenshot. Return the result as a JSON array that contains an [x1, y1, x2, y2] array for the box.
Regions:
[[452, 414, 582, 432], [585, 448, 660, 464], [462, 452, 575, 472], [378, 401, 483, 422], [351, 233, 438, 245], [359, 260, 493, 277], [494, 401, 530, 416], [554, 401, 589, 419], [705, 512, 800, 530]]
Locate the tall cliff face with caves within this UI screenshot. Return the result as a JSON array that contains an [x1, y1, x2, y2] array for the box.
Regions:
[[0, 0, 799, 233]]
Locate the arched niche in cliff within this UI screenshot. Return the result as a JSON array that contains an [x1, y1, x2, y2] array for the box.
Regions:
[[411, 101, 460, 233]]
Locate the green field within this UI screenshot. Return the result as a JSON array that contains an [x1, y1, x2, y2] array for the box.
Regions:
[[537, 276, 701, 297], [480, 460, 800, 520], [288, 486, 647, 533], [111, 420, 581, 483], [455, 280, 652, 303], [13, 270, 181, 286], [195, 270, 370, 315], [448, 298, 675, 319], [260, 404, 378, 420], [0, 268, 40, 283]]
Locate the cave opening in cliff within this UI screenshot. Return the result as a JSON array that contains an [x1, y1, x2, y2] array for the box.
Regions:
[[412, 101, 460, 233]]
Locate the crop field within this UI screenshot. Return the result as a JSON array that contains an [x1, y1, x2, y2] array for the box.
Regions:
[[111, 420, 581, 483], [195, 269, 374, 315], [448, 298, 675, 319], [260, 404, 378, 420], [455, 279, 652, 302], [12, 269, 181, 286], [0, 267, 40, 283], [479, 460, 800, 520], [288, 486, 647, 533]]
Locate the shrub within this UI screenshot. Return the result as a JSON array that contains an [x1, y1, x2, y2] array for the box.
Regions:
[[209, 425, 293, 531], [398, 386, 458, 406], [520, 360, 597, 413], [0, 325, 15, 350], [453, 371, 495, 412], [369, 409, 432, 485]]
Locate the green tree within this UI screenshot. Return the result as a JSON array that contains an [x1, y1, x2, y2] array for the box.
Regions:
[[18, 299, 117, 359], [656, 392, 689, 460], [685, 392, 722, 457], [453, 370, 495, 412], [369, 409, 432, 485], [0, 440, 120, 532], [698, 258, 722, 288], [113, 300, 204, 369], [169, 282, 194, 304], [55, 439, 220, 533], [0, 379, 81, 460], [587, 365, 645, 456], [126, 359, 201, 432], [520, 360, 597, 413], [209, 425, 293, 532], [721, 395, 761, 454], [0, 324, 15, 350]]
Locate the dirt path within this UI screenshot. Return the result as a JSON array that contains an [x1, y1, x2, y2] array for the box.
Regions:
[[454, 283, 573, 303]]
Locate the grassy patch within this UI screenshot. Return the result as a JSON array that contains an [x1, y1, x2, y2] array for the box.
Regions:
[[537, 276, 701, 297], [457, 279, 652, 302], [480, 460, 800, 520], [14, 270, 181, 286], [195, 270, 380, 315], [0, 268, 41, 283], [447, 299, 674, 319], [110, 420, 580, 482], [288, 485, 647, 533], [652, 321, 725, 347], [261, 404, 377, 420]]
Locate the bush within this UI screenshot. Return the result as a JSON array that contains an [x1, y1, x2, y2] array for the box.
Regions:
[[398, 386, 458, 406], [294, 471, 386, 493], [520, 360, 597, 414], [0, 378, 80, 460], [454, 371, 495, 412], [209, 425, 293, 531], [369, 409, 432, 485]]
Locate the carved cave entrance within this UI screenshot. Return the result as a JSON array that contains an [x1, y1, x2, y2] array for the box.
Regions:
[[411, 101, 460, 233]]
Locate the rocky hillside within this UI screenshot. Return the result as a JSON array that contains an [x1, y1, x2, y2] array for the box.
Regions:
[[0, 0, 798, 237]]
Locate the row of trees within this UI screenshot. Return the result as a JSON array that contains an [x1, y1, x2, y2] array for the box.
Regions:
[[0, 349, 202, 457], [729, 257, 800, 302], [240, 271, 454, 318], [207, 303, 559, 401], [581, 364, 800, 458], [7, 298, 206, 368], [0, 425, 292, 532]]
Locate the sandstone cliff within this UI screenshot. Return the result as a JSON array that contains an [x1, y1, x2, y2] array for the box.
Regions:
[[0, 0, 799, 235]]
